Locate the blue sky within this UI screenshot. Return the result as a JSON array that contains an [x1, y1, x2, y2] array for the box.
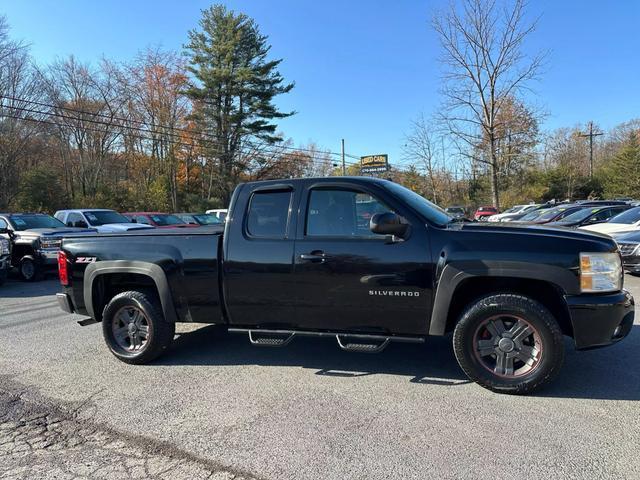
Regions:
[[2, 0, 639, 167]]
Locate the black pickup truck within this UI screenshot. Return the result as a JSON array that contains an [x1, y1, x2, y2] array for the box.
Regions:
[[56, 177, 635, 394]]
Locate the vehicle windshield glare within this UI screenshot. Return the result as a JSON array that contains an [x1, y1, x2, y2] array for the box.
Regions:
[[85, 210, 130, 226], [192, 214, 222, 225], [383, 181, 451, 226], [9, 215, 66, 231], [559, 208, 599, 223], [150, 214, 185, 226], [609, 206, 640, 224], [535, 207, 569, 221], [519, 209, 546, 221]]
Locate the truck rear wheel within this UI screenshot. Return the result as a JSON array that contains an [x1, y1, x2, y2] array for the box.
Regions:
[[102, 290, 175, 365], [453, 294, 564, 394]]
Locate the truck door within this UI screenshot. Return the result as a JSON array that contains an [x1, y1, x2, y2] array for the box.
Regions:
[[292, 183, 433, 335], [223, 184, 299, 328]]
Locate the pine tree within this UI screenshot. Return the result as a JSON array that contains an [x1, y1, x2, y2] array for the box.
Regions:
[[184, 5, 294, 204], [604, 133, 640, 198]]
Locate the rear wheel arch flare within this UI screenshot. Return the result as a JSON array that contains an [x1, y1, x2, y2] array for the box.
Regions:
[[83, 261, 177, 323]]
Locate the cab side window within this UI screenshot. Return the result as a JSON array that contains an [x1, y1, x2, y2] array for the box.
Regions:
[[247, 191, 292, 238], [0, 218, 7, 229], [136, 215, 151, 225], [306, 189, 394, 237]]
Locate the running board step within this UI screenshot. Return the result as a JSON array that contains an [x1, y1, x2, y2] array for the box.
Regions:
[[336, 335, 390, 353], [228, 328, 424, 353], [247, 330, 296, 347]]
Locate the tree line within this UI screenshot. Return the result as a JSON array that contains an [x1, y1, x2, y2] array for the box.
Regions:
[[0, 2, 639, 215]]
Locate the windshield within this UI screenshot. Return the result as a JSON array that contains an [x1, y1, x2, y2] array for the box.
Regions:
[[446, 207, 465, 214], [384, 181, 451, 226], [609, 207, 640, 224], [9, 215, 66, 231], [519, 209, 546, 221], [146, 214, 185, 226], [535, 206, 572, 222], [191, 214, 222, 225], [85, 210, 130, 226], [558, 207, 600, 223]]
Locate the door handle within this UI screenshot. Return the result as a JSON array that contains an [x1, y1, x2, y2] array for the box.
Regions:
[[299, 251, 328, 263]]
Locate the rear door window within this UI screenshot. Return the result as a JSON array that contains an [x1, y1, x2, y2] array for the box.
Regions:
[[247, 191, 292, 238]]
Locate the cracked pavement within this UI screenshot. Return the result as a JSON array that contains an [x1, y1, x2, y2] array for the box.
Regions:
[[0, 275, 639, 479]]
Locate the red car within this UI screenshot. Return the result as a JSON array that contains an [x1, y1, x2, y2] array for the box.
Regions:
[[473, 206, 498, 221], [124, 212, 200, 229]]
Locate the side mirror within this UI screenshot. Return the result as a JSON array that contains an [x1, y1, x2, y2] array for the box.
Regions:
[[0, 227, 8, 235], [370, 212, 409, 239], [75, 220, 88, 228], [130, 218, 137, 223]]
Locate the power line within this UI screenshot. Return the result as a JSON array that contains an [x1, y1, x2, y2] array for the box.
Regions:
[[0, 94, 362, 161], [0, 103, 363, 169], [0, 108, 362, 170]]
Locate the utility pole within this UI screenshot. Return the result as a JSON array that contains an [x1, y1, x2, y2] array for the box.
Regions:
[[341, 139, 346, 176], [578, 121, 603, 178]]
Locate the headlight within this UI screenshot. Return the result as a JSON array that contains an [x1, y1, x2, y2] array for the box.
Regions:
[[579, 252, 622, 293], [0, 238, 9, 255], [40, 237, 62, 250]]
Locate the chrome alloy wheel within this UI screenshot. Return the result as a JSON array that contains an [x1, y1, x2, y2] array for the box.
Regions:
[[111, 306, 150, 352], [473, 315, 543, 377]]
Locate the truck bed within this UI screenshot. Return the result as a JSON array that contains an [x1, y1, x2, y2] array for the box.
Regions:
[[62, 226, 224, 324]]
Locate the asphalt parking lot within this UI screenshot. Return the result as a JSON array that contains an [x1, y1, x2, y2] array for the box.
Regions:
[[1, 274, 639, 480]]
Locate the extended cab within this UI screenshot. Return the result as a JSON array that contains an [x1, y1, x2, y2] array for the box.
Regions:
[[56, 177, 635, 394], [0, 213, 95, 281]]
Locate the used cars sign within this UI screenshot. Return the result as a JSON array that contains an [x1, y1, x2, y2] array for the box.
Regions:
[[361, 154, 389, 173]]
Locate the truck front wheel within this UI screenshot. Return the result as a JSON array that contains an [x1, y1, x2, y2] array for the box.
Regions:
[[102, 290, 175, 365], [453, 294, 564, 394]]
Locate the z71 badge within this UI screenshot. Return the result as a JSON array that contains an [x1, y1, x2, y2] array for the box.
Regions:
[[75, 257, 97, 264]]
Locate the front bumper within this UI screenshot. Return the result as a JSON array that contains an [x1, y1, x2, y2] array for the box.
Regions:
[[622, 254, 640, 274], [566, 290, 635, 350], [0, 256, 8, 279], [37, 248, 60, 266]]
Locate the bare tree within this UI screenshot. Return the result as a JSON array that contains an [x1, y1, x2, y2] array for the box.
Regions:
[[403, 114, 442, 203], [433, 0, 544, 209], [0, 16, 46, 208]]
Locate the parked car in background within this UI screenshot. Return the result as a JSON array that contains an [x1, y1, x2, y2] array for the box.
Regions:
[[55, 209, 154, 233], [205, 208, 228, 222], [0, 213, 95, 281], [176, 213, 224, 226], [0, 229, 10, 286], [473, 206, 497, 221], [546, 205, 631, 229], [580, 206, 640, 235], [445, 206, 466, 219], [487, 204, 538, 222], [612, 230, 640, 275], [124, 212, 198, 229]]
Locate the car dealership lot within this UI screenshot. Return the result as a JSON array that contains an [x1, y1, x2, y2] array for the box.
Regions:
[[1, 276, 639, 480]]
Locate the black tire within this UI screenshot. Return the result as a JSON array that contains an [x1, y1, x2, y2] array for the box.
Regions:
[[453, 293, 564, 395], [18, 256, 40, 282], [102, 290, 175, 365]]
